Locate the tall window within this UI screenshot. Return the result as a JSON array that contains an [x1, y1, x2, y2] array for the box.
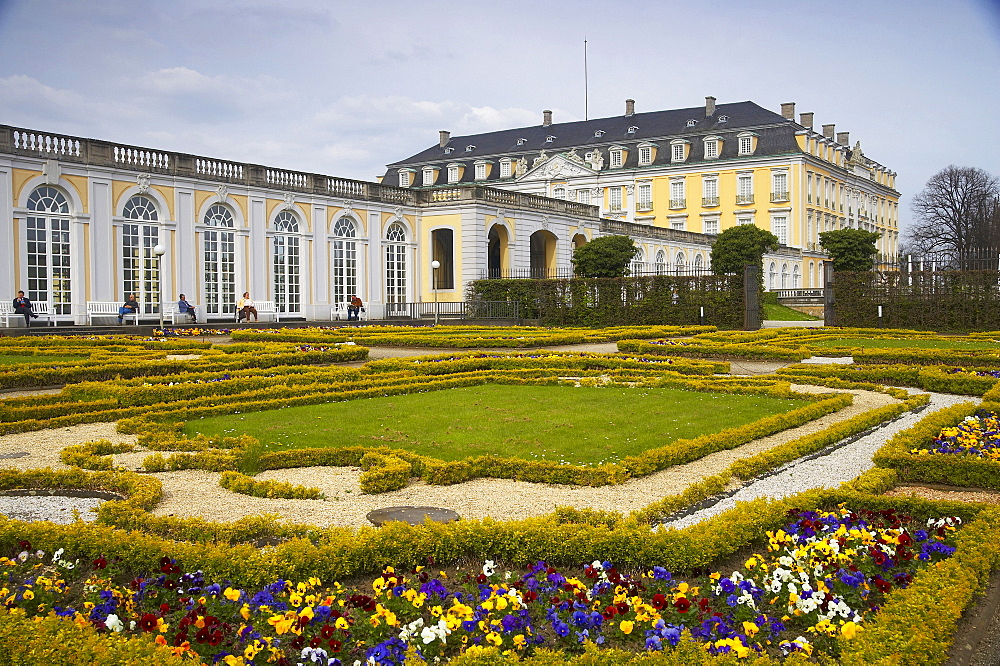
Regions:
[[671, 143, 685, 162], [423, 167, 436, 186], [670, 179, 685, 208], [772, 215, 788, 245], [475, 163, 487, 180], [385, 223, 407, 304], [577, 189, 591, 203], [499, 159, 511, 178], [25, 186, 71, 315], [121, 195, 159, 314], [203, 204, 236, 316], [704, 139, 719, 159], [702, 177, 719, 206], [772, 171, 789, 201], [332, 217, 357, 305], [272, 211, 300, 315], [636, 182, 652, 211], [431, 228, 454, 289], [654, 250, 667, 275], [638, 146, 652, 165], [447, 165, 459, 183], [739, 135, 753, 155], [630, 248, 645, 276], [609, 187, 623, 211], [610, 149, 623, 168], [398, 170, 411, 187], [737, 173, 754, 204]]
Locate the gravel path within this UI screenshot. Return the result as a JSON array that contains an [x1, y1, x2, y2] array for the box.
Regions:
[[663, 391, 978, 530]]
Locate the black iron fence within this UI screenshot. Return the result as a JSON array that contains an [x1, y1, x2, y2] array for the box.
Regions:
[[384, 300, 520, 320], [875, 249, 1000, 272]]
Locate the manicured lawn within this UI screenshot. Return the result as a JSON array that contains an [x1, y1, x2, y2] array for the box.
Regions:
[[764, 303, 820, 321], [810, 338, 999, 350], [0, 354, 86, 365], [185, 384, 811, 466]]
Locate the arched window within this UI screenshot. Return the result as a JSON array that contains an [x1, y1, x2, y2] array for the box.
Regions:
[[385, 223, 407, 305], [654, 249, 667, 275], [792, 265, 801, 288], [203, 204, 236, 316], [769, 262, 778, 290], [122, 195, 159, 314], [630, 247, 645, 276], [693, 254, 704, 273], [272, 211, 300, 315], [781, 263, 789, 289], [674, 252, 687, 276], [25, 186, 71, 314], [332, 217, 357, 305]]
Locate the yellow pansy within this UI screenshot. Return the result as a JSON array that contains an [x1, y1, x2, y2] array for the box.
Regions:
[[620, 620, 634, 634], [224, 587, 241, 602]]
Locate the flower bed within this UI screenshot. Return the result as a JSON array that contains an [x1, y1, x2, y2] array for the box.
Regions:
[[0, 504, 974, 665]]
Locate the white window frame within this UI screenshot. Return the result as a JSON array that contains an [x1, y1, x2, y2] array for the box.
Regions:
[[499, 159, 512, 179], [474, 163, 487, 181], [636, 182, 652, 211], [702, 216, 720, 235], [702, 176, 719, 206], [609, 187, 623, 211], [669, 178, 685, 208], [772, 170, 789, 202], [737, 172, 754, 204], [704, 137, 720, 159], [553, 185, 566, 200], [398, 170, 411, 188], [737, 214, 755, 226], [447, 164, 460, 184], [577, 189, 591, 204], [738, 134, 754, 155], [638, 146, 652, 165], [669, 215, 686, 231], [772, 214, 789, 245], [610, 148, 623, 168], [670, 141, 687, 163], [422, 167, 436, 186]]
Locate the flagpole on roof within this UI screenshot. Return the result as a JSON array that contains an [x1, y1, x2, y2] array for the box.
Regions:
[[584, 39, 589, 121]]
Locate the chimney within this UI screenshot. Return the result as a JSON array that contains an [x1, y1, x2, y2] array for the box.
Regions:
[[438, 131, 450, 148], [822, 124, 835, 139], [836, 131, 850, 145], [799, 112, 814, 128], [705, 96, 716, 117], [625, 99, 635, 117], [780, 102, 796, 120], [542, 110, 553, 127]]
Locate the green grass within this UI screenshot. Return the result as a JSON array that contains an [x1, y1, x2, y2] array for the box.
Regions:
[[810, 338, 1000, 350], [763, 304, 821, 321], [184, 384, 811, 466], [0, 354, 87, 365]]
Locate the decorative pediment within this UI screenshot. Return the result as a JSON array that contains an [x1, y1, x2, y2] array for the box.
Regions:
[[517, 153, 597, 182]]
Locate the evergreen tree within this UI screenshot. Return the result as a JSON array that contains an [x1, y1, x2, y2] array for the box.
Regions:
[[571, 235, 639, 278], [819, 228, 881, 271], [710, 225, 779, 275]]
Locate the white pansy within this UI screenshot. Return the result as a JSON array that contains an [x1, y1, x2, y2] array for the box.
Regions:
[[105, 614, 124, 632], [482, 560, 496, 577], [52, 548, 64, 562]]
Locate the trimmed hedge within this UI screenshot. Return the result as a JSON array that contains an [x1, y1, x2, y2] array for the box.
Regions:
[[218, 471, 324, 500]]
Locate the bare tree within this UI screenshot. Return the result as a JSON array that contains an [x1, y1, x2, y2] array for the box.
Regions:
[[907, 166, 1000, 268]]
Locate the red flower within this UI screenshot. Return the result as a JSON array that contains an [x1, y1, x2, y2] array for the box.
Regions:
[[550, 596, 562, 606], [898, 532, 913, 546], [698, 597, 710, 612], [328, 639, 342, 652], [195, 627, 211, 643], [92, 556, 107, 569], [208, 631, 223, 646], [309, 636, 322, 648], [160, 603, 171, 614], [674, 597, 691, 613], [602, 606, 617, 620], [320, 624, 336, 639], [139, 613, 158, 632], [650, 594, 667, 610], [615, 602, 629, 614], [523, 590, 538, 602], [17, 540, 30, 551]]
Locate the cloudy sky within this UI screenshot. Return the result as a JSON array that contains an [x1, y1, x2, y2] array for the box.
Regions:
[[1, 0, 998, 233]]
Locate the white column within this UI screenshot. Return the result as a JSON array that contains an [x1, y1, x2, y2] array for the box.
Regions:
[[89, 179, 114, 300], [311, 204, 328, 319], [249, 197, 267, 298], [367, 210, 383, 318], [175, 189, 198, 320], [0, 159, 13, 293]]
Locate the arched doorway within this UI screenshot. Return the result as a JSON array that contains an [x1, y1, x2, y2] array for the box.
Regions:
[[487, 224, 510, 278], [529, 230, 557, 278], [572, 233, 587, 250]]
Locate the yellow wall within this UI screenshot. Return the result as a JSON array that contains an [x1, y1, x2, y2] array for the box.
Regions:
[[419, 212, 462, 301]]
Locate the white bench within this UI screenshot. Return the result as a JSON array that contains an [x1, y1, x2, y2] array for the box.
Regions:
[[162, 302, 198, 325], [0, 301, 57, 326], [86, 301, 140, 325], [235, 300, 280, 322], [331, 302, 367, 321]]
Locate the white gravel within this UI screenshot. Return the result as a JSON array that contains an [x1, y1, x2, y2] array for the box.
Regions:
[[0, 495, 103, 523], [662, 391, 978, 530]]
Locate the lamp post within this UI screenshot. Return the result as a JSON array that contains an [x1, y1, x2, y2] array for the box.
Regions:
[[430, 260, 441, 326], [153, 244, 166, 329]]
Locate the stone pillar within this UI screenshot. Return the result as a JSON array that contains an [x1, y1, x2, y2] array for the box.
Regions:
[[743, 264, 761, 330]]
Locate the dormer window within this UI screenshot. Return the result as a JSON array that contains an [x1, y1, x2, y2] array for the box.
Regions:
[[516, 137, 527, 146], [670, 139, 689, 163], [594, 129, 605, 138], [637, 142, 657, 166], [398, 169, 414, 188], [609, 146, 624, 168], [686, 119, 698, 127], [499, 158, 512, 179], [422, 167, 436, 186], [738, 132, 757, 156], [545, 135, 556, 143], [444, 147, 454, 154], [447, 163, 461, 183], [703, 136, 721, 159], [718, 115, 729, 123], [627, 126, 639, 134], [474, 163, 487, 180], [466, 145, 476, 152]]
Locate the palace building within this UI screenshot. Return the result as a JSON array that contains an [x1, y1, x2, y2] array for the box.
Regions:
[[384, 97, 900, 291], [0, 99, 897, 324]]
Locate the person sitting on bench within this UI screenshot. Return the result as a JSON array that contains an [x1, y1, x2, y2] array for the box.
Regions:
[[238, 292, 258, 322], [13, 291, 38, 326], [118, 293, 139, 324], [177, 294, 197, 322], [348, 294, 363, 321]]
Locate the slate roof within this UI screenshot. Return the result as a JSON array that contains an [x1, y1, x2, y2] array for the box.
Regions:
[[383, 101, 804, 185]]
